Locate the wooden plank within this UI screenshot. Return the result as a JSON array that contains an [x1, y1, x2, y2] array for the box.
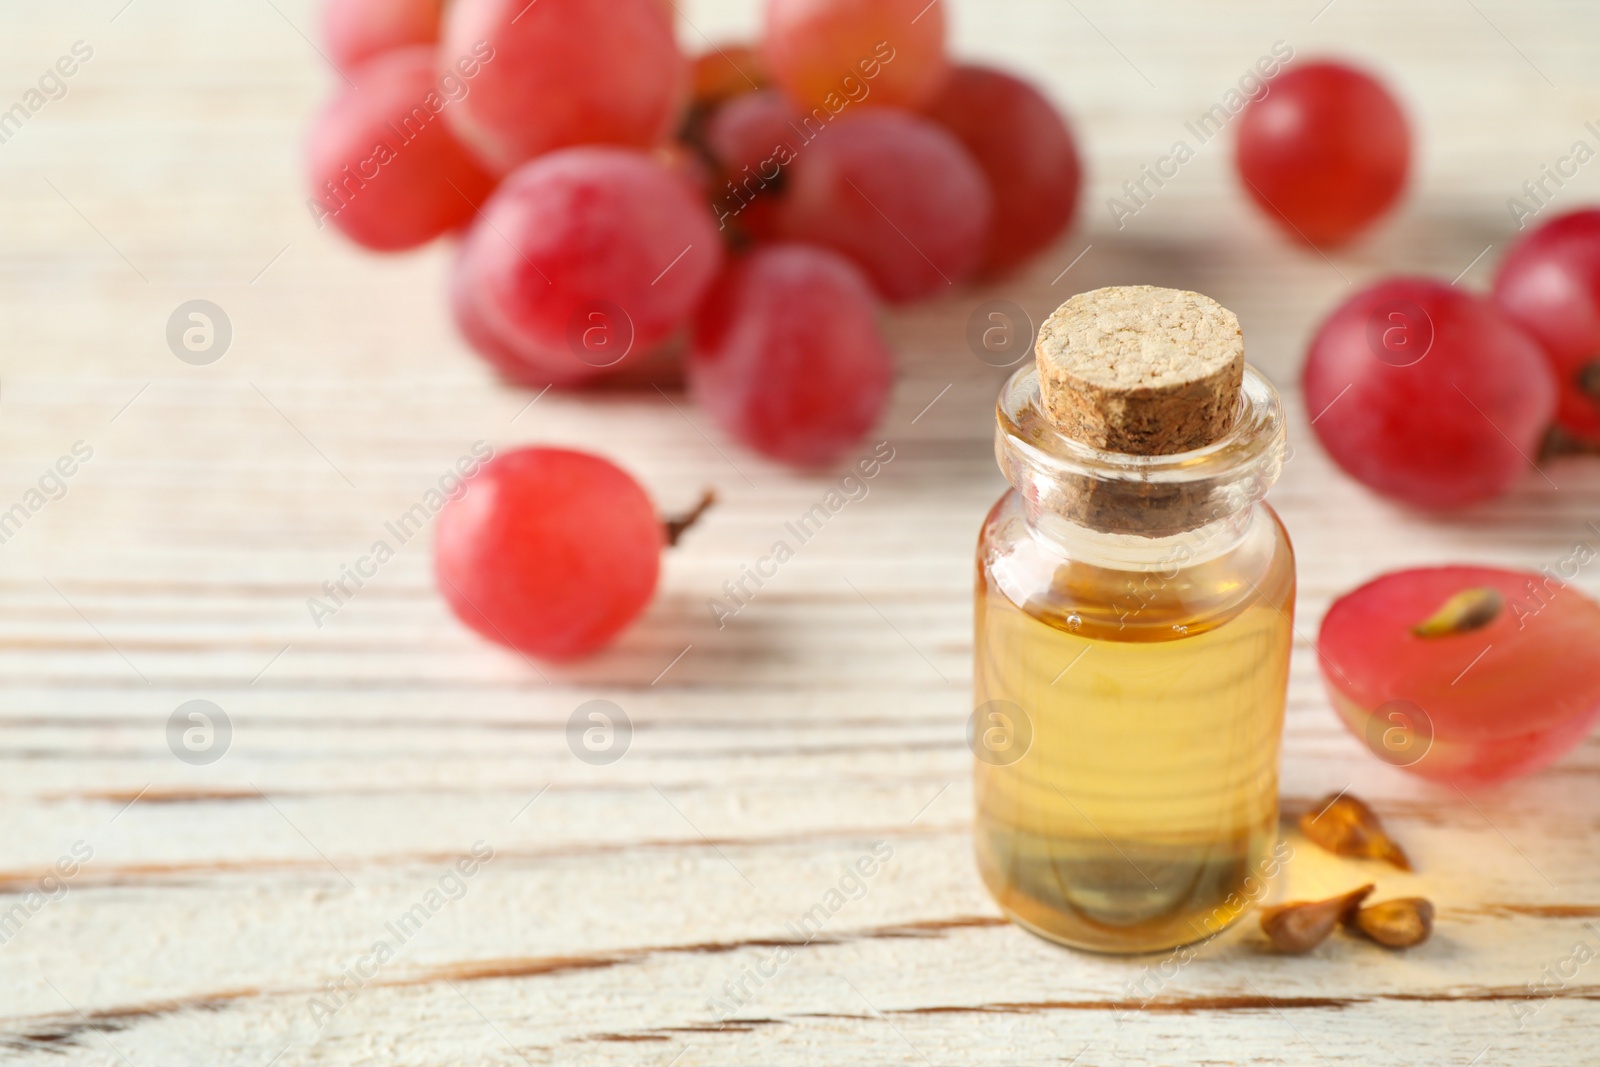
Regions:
[[2, 0, 1599, 1063]]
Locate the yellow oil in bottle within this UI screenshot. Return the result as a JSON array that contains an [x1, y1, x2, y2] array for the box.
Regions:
[[973, 498, 1295, 953]]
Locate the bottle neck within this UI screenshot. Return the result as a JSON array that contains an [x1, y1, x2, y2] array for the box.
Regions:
[[994, 362, 1286, 568], [1018, 496, 1258, 571]]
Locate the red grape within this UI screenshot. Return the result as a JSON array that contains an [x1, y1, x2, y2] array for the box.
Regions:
[[689, 244, 893, 466], [1319, 566, 1600, 785], [705, 90, 803, 181], [436, 448, 662, 660], [448, 246, 556, 388], [1235, 60, 1409, 246], [702, 90, 804, 238], [692, 44, 769, 109], [321, 0, 443, 70], [1493, 208, 1600, 445], [775, 110, 992, 302], [762, 0, 947, 111], [1303, 277, 1556, 509], [922, 64, 1081, 276], [305, 47, 497, 252], [441, 0, 687, 174], [454, 146, 723, 384], [660, 142, 718, 202]]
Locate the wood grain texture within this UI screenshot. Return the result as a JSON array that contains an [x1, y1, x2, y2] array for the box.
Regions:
[[2, 0, 1599, 1063]]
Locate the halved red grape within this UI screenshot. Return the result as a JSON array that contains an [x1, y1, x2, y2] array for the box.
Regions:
[[436, 448, 662, 660], [305, 47, 498, 252], [1303, 277, 1556, 509], [1492, 208, 1600, 445], [762, 0, 947, 110], [1319, 566, 1600, 785], [441, 0, 687, 174], [453, 146, 723, 384], [1235, 60, 1409, 246], [775, 110, 992, 302], [689, 244, 893, 466], [321, 0, 444, 70], [922, 64, 1081, 276]]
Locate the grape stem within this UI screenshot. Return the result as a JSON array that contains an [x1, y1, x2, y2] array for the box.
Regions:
[[663, 489, 717, 547], [1541, 425, 1582, 459], [1578, 360, 1600, 400]]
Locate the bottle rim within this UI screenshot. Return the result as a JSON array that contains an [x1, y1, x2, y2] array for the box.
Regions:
[[995, 363, 1287, 536]]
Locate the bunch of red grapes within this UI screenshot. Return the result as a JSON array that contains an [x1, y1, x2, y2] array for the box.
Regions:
[[309, 0, 1081, 467], [307, 0, 1081, 659]]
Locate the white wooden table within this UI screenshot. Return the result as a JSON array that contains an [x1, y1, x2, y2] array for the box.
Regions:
[[2, 1, 1598, 1063]]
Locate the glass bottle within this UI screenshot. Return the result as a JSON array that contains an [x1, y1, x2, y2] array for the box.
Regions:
[[972, 360, 1295, 954]]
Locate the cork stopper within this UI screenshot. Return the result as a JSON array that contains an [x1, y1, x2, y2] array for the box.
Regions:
[[1036, 286, 1244, 455]]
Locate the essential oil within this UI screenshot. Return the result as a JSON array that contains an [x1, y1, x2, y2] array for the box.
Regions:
[[973, 287, 1295, 954]]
